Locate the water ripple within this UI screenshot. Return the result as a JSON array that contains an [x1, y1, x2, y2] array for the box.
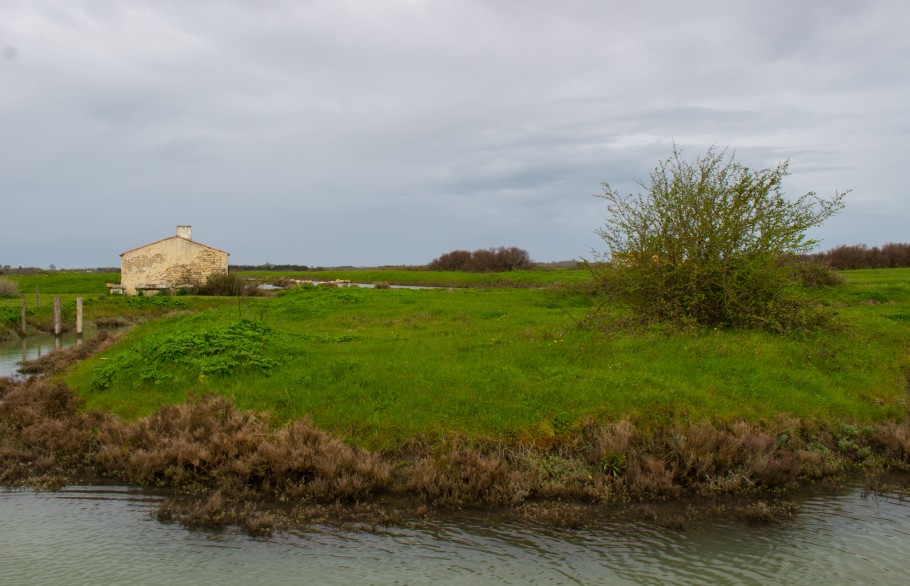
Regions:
[[2, 481, 910, 585]]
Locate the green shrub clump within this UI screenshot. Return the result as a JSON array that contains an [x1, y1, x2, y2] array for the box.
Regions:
[[91, 320, 278, 391], [593, 146, 846, 331], [196, 272, 254, 296]]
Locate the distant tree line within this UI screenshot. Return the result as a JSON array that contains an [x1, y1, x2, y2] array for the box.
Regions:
[[801, 243, 910, 270], [0, 266, 118, 275], [427, 247, 534, 272], [0, 266, 46, 275]]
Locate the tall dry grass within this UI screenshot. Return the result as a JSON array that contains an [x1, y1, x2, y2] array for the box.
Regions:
[[3, 369, 909, 532], [91, 394, 391, 502], [0, 277, 18, 298]]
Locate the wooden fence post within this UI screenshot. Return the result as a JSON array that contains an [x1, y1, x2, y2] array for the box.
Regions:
[[53, 296, 62, 336], [76, 297, 83, 336], [21, 296, 26, 336], [36, 285, 40, 308]]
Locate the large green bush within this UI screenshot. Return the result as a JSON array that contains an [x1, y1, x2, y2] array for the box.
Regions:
[[594, 146, 846, 331]]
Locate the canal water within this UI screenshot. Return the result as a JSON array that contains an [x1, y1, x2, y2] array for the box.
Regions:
[[0, 331, 90, 379], [2, 337, 908, 583], [1, 481, 908, 585], [0, 327, 128, 379]]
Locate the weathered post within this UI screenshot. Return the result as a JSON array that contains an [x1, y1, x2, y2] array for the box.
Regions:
[[36, 285, 40, 308], [53, 296, 62, 336], [76, 296, 84, 338], [21, 296, 26, 336]]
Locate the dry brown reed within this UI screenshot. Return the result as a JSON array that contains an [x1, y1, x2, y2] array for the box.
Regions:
[[92, 393, 391, 502], [871, 422, 910, 466], [0, 277, 18, 298], [94, 316, 130, 329], [0, 377, 114, 487], [2, 367, 909, 534], [405, 443, 533, 507]]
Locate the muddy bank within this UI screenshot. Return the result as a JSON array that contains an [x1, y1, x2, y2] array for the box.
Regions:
[[2, 340, 909, 535]]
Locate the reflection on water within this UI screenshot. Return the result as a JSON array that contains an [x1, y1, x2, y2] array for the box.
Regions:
[[0, 482, 908, 585], [0, 330, 105, 378]]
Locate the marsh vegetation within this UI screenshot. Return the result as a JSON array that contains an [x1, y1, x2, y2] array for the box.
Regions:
[[0, 264, 907, 532], [2, 162, 910, 533]]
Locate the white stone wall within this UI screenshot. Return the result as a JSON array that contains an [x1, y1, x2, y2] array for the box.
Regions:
[[120, 236, 228, 295]]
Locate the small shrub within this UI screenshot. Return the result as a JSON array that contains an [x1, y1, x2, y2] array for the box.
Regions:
[[0, 277, 18, 298], [196, 272, 252, 296], [600, 453, 626, 478], [787, 261, 844, 288]]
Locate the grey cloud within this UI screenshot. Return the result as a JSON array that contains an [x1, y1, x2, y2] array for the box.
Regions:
[[0, 0, 907, 267]]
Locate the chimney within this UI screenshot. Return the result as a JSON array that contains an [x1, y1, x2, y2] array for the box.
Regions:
[[177, 225, 192, 240]]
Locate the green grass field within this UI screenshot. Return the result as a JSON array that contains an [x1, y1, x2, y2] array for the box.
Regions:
[[59, 268, 910, 449], [0, 271, 237, 338], [1, 271, 117, 296]]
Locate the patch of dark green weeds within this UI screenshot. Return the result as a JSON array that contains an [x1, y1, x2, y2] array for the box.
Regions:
[[89, 320, 280, 391], [600, 454, 627, 478], [126, 295, 189, 309], [272, 285, 362, 318]]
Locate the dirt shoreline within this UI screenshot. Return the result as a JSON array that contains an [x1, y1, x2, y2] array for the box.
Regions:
[[2, 336, 909, 535]]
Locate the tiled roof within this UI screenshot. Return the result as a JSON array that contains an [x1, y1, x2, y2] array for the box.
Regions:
[[120, 236, 229, 257]]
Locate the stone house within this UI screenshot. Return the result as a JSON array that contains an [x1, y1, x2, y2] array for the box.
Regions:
[[115, 226, 229, 295]]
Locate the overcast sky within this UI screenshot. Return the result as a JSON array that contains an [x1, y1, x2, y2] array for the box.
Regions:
[[1, 0, 907, 267]]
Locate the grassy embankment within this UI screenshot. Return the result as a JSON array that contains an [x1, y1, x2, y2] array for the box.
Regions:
[[3, 267, 910, 532], [0, 268, 587, 339], [61, 268, 910, 449]]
